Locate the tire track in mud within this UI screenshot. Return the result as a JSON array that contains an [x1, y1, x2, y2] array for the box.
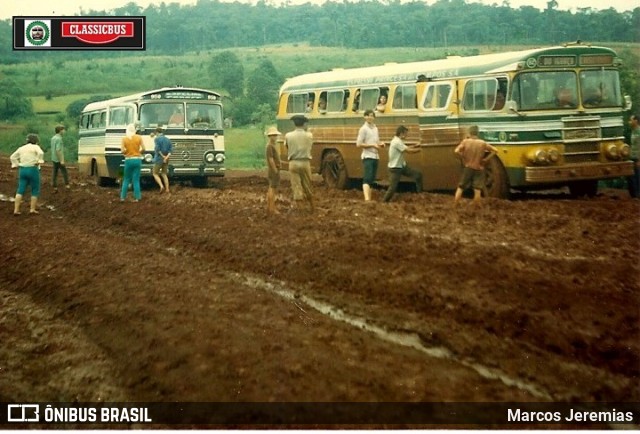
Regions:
[[235, 273, 553, 400]]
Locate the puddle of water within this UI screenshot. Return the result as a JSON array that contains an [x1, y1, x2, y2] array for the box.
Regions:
[[238, 273, 551, 400]]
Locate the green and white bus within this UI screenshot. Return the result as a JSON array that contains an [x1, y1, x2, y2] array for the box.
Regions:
[[277, 43, 634, 198], [78, 87, 225, 187]]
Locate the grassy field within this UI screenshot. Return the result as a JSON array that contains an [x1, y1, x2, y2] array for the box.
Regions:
[[225, 127, 267, 170]]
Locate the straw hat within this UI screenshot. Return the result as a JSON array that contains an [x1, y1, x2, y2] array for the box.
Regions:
[[265, 126, 281, 136]]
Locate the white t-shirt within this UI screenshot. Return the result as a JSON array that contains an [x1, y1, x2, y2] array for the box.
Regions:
[[388, 136, 408, 168], [356, 122, 380, 159]]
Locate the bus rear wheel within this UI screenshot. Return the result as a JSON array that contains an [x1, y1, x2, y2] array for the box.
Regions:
[[321, 150, 349, 190], [484, 157, 510, 199]]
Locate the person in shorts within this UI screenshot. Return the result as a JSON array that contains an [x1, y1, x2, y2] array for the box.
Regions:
[[152, 127, 172, 194], [454, 125, 498, 203], [265, 126, 282, 214]]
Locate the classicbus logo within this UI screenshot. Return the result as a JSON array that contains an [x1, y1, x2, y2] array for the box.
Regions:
[[61, 22, 135, 44], [13, 16, 145, 50]]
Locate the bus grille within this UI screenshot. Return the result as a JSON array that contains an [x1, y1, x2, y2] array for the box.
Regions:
[[172, 139, 214, 163], [562, 116, 601, 164]]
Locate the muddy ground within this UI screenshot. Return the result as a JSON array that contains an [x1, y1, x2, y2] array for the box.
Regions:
[[0, 155, 638, 428]]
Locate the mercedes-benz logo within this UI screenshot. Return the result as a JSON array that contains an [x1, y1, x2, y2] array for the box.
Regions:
[[181, 151, 191, 160]]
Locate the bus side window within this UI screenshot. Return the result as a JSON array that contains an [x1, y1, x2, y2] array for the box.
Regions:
[[287, 93, 309, 114], [318, 91, 327, 113], [109, 107, 126, 126], [393, 84, 417, 110], [327, 90, 347, 113], [99, 111, 107, 128], [463, 79, 497, 111], [360, 88, 386, 112], [422, 84, 452, 110], [80, 114, 90, 129], [91, 113, 101, 128]]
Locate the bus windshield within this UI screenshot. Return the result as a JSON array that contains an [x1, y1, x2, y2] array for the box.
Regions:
[[513, 69, 622, 110], [186, 103, 223, 128], [579, 69, 622, 108], [139, 103, 222, 129], [512, 71, 578, 110]]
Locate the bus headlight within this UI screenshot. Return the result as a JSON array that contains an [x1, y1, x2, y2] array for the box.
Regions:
[[605, 144, 619, 160], [204, 152, 215, 164], [214, 153, 225, 163], [619, 144, 631, 159], [527, 149, 548, 165], [547, 148, 560, 163], [143, 154, 154, 163]]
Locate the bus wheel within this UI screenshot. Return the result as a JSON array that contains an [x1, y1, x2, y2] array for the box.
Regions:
[[92, 161, 108, 187], [484, 157, 510, 199], [322, 150, 349, 189], [569, 180, 598, 197]]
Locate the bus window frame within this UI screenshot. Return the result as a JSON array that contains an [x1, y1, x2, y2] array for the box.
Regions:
[[325, 89, 347, 113], [108, 105, 135, 128], [359, 87, 387, 113], [462, 78, 499, 112], [286, 92, 311, 114], [421, 82, 453, 111], [392, 84, 418, 111]]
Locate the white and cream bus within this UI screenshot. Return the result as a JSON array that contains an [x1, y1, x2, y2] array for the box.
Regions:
[[276, 43, 634, 198], [78, 87, 225, 187]]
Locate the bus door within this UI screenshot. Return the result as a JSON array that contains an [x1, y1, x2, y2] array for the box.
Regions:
[[418, 80, 460, 190]]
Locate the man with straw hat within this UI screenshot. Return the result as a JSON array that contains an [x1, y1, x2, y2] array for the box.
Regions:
[[265, 125, 282, 214]]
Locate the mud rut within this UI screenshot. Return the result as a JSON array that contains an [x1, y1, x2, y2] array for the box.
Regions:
[[0, 158, 638, 425]]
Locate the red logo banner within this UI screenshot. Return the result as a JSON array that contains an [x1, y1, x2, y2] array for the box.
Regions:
[[61, 21, 135, 44]]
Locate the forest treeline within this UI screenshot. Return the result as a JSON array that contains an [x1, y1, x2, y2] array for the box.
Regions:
[[0, 0, 639, 62]]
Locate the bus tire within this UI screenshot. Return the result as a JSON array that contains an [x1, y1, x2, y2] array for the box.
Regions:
[[92, 161, 108, 187], [569, 180, 598, 197], [322, 150, 349, 190], [484, 157, 510, 199]]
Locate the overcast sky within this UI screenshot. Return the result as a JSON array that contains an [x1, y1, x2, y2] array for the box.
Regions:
[[1, 0, 636, 20]]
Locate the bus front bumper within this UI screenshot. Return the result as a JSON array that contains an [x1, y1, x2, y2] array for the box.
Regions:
[[525, 161, 633, 184], [139, 165, 226, 177]]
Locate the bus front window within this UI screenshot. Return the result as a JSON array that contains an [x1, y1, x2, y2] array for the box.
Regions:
[[513, 71, 577, 110], [580, 69, 622, 108], [187, 103, 222, 128]]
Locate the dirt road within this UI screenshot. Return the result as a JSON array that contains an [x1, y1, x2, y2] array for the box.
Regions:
[[1, 157, 638, 427]]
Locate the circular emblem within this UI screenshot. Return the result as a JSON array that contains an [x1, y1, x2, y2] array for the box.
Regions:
[[26, 21, 50, 46], [526, 57, 537, 69], [498, 131, 507, 142], [181, 151, 191, 161]]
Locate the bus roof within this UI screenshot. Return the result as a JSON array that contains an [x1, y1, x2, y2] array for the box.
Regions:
[[280, 44, 618, 93], [82, 87, 222, 113]]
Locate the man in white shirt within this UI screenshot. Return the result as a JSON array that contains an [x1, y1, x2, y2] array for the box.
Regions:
[[356, 109, 385, 201], [383, 125, 422, 203]]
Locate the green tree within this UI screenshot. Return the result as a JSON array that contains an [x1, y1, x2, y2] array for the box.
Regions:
[[210, 51, 245, 100], [246, 59, 282, 109], [0, 80, 33, 120]]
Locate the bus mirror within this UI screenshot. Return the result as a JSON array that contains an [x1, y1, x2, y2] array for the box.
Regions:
[[624, 95, 632, 111]]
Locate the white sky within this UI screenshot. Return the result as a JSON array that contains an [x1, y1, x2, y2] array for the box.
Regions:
[[0, 0, 637, 20]]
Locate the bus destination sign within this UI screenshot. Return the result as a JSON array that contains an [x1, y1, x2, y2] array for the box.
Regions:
[[537, 55, 577, 67]]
